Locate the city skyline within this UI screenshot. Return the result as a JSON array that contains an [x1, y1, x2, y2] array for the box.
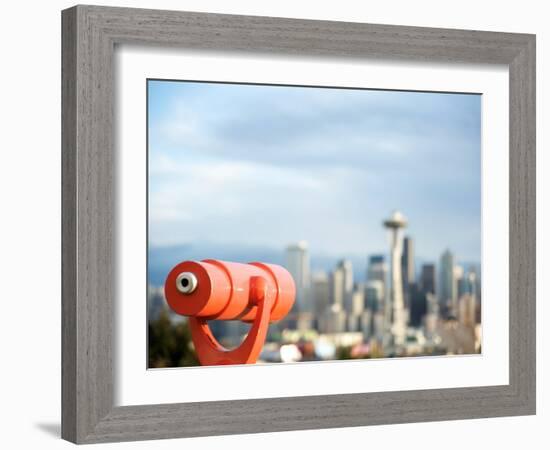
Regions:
[[148, 209, 482, 365], [147, 236, 481, 289], [273, 210, 481, 358], [148, 80, 481, 262], [281, 211, 480, 331]]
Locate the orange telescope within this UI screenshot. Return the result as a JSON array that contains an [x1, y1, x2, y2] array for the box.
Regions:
[[164, 260, 296, 366]]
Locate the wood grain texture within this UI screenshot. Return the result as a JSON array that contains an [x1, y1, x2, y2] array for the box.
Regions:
[[61, 7, 77, 443], [61, 4, 536, 444]]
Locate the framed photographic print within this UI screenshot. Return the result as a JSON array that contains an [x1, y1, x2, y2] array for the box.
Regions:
[[62, 5, 536, 444]]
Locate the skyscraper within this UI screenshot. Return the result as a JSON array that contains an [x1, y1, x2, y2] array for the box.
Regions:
[[331, 259, 353, 310], [285, 241, 311, 312], [330, 266, 344, 308], [347, 282, 365, 332], [408, 282, 427, 327], [311, 271, 330, 317], [383, 210, 408, 348], [340, 259, 354, 311], [367, 255, 387, 303], [420, 264, 436, 295], [439, 249, 457, 318], [401, 236, 415, 302], [365, 280, 384, 312]]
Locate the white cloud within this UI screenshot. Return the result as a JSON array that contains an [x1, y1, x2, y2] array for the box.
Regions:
[[147, 81, 481, 261]]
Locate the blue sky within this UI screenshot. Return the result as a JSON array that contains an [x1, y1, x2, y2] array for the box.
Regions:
[[147, 80, 481, 265]]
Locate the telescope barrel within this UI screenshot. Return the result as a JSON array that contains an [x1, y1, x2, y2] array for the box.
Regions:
[[164, 259, 295, 323]]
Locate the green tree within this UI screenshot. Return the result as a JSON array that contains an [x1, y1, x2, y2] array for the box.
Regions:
[[148, 310, 199, 368]]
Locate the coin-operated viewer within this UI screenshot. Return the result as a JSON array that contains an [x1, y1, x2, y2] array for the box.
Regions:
[[164, 260, 296, 366]]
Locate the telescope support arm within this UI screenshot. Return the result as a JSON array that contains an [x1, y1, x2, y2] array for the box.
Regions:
[[188, 276, 274, 365]]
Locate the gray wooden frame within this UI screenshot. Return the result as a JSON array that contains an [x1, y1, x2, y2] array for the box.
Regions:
[[62, 4, 536, 444]]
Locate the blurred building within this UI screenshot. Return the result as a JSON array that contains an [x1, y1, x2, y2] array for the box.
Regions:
[[339, 259, 354, 311], [458, 293, 476, 327], [351, 283, 366, 315], [471, 266, 482, 301], [438, 249, 457, 318], [311, 270, 330, 318], [372, 311, 386, 342], [408, 282, 427, 327], [366, 256, 388, 343], [286, 241, 311, 312], [319, 303, 347, 334], [365, 280, 384, 313], [424, 293, 439, 338], [330, 260, 353, 308], [346, 315, 360, 333], [454, 265, 466, 299], [347, 283, 365, 331], [436, 319, 476, 354], [467, 267, 481, 323], [330, 266, 345, 308], [401, 236, 415, 308], [465, 269, 477, 297], [360, 309, 373, 339], [420, 263, 436, 295], [367, 255, 387, 300]]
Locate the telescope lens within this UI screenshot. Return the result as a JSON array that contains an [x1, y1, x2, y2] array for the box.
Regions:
[[175, 272, 198, 294]]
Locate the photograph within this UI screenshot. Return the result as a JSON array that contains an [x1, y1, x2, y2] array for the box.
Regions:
[[1, 0, 540, 446], [147, 79, 482, 368]]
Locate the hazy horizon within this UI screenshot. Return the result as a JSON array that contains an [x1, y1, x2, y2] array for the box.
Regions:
[[147, 240, 481, 289]]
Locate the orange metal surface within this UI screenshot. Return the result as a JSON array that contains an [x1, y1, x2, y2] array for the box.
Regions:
[[164, 260, 296, 366]]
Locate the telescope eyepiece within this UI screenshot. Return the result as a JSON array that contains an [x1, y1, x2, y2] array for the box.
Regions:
[[175, 272, 198, 294]]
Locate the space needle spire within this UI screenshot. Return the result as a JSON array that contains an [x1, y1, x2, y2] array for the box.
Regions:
[[383, 210, 408, 350]]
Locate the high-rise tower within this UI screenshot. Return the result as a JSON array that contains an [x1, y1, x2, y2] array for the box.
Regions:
[[438, 249, 456, 318], [311, 271, 330, 317], [367, 255, 387, 301], [420, 263, 436, 295], [285, 241, 311, 312], [383, 210, 408, 349], [401, 236, 415, 296], [339, 259, 354, 311]]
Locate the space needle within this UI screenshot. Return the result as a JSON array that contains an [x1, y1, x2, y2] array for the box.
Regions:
[[383, 210, 408, 350]]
